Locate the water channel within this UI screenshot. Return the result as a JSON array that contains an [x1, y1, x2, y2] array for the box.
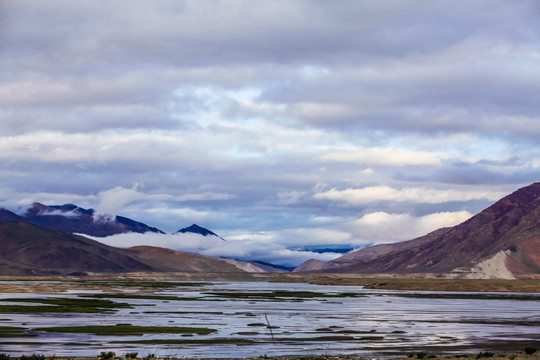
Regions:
[[0, 281, 539, 358]]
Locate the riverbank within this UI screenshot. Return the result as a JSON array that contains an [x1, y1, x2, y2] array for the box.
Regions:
[[0, 278, 538, 358], [1, 273, 540, 293]]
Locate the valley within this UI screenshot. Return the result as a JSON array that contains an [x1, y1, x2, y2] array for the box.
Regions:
[[0, 277, 539, 358]]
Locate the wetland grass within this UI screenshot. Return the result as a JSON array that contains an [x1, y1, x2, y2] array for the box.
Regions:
[[35, 324, 217, 336], [306, 276, 540, 293], [0, 298, 130, 313], [73, 280, 209, 288], [0, 326, 36, 338], [204, 290, 360, 300], [82, 293, 202, 301], [114, 338, 256, 345]]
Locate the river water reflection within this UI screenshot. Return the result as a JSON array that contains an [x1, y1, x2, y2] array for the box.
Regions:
[[1, 281, 539, 358]]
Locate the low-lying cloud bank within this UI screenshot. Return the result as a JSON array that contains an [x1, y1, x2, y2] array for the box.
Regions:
[[90, 232, 341, 267], [90, 208, 472, 267]]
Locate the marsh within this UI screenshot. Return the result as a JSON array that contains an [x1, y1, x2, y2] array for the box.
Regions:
[[0, 279, 539, 358]]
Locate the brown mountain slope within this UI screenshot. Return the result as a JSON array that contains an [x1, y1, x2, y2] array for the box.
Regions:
[[127, 246, 245, 273], [0, 222, 246, 275], [296, 182, 540, 278], [0, 209, 23, 222], [0, 222, 152, 275]]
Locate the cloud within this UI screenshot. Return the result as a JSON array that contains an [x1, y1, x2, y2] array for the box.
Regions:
[[314, 186, 506, 206], [93, 185, 234, 218], [36, 208, 80, 218], [1, 0, 538, 265], [93, 232, 339, 267], [346, 210, 473, 245], [276, 191, 306, 205], [90, 208, 473, 265], [94, 185, 145, 218], [320, 147, 443, 167]]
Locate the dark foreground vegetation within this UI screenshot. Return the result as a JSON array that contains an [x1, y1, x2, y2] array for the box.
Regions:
[[0, 350, 538, 360]]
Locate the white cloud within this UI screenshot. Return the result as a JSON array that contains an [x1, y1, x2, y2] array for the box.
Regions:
[[272, 228, 354, 247], [92, 231, 339, 266], [36, 208, 80, 218], [1, 0, 538, 267], [320, 147, 443, 166], [347, 210, 473, 245], [276, 191, 306, 205], [94, 232, 224, 251], [314, 186, 506, 206], [92, 185, 233, 218], [95, 185, 145, 217]]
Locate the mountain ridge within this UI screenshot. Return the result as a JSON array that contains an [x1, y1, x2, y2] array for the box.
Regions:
[[0, 221, 246, 276], [17, 202, 165, 237], [178, 224, 219, 237], [2, 183, 540, 278], [295, 182, 540, 279]]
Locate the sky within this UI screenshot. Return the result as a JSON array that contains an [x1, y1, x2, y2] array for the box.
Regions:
[[1, 0, 540, 266]]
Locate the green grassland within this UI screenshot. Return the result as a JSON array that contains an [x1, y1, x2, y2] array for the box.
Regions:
[[34, 324, 216, 335]]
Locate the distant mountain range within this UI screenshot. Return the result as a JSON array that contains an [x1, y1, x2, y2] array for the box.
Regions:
[[0, 203, 284, 275], [1, 183, 540, 278], [1, 203, 163, 237], [0, 221, 245, 276], [177, 223, 219, 237], [177, 223, 226, 241], [295, 182, 540, 279]]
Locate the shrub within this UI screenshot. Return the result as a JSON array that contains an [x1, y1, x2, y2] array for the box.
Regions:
[[476, 352, 495, 358], [19, 355, 45, 360], [142, 354, 155, 360], [0, 354, 10, 360], [99, 352, 116, 360], [124, 353, 138, 359], [525, 347, 537, 355]]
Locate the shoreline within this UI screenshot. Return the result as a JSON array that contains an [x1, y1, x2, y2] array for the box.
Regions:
[[1, 273, 540, 293]]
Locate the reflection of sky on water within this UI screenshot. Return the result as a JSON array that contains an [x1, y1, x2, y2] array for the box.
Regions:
[[1, 282, 539, 358]]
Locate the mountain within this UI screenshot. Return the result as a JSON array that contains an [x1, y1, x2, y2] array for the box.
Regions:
[[0, 221, 152, 275], [124, 246, 244, 273], [220, 259, 291, 273], [295, 182, 540, 279], [177, 224, 221, 237], [0, 203, 164, 237], [0, 221, 245, 275], [0, 209, 22, 222], [0, 205, 284, 274]]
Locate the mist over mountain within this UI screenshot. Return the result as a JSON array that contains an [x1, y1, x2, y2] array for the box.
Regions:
[[177, 224, 226, 241], [2, 183, 540, 278], [0, 221, 251, 275], [178, 224, 220, 237], [9, 203, 165, 237], [295, 182, 540, 279], [1, 203, 335, 267]]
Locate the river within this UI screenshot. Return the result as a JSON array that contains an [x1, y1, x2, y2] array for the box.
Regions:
[[0, 281, 539, 358]]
